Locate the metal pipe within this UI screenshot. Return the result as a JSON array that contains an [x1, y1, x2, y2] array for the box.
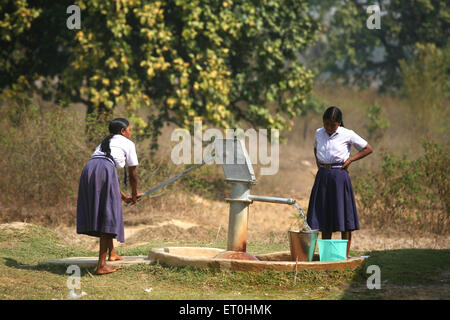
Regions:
[[226, 182, 251, 252], [247, 195, 296, 205], [126, 154, 216, 206], [227, 201, 249, 252]]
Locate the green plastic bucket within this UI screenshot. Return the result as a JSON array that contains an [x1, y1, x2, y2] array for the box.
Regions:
[[318, 239, 348, 261]]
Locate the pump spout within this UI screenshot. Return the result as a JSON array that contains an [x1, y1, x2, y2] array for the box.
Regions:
[[247, 195, 296, 205]]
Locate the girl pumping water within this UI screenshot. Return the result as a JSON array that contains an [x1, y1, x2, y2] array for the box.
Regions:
[[77, 118, 143, 274]]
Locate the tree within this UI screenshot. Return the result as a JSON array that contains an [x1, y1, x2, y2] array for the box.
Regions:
[[0, 0, 319, 148], [399, 42, 450, 133], [307, 0, 449, 92]]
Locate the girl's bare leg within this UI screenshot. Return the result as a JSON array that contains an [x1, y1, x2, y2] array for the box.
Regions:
[[96, 234, 120, 274], [107, 237, 123, 261], [341, 231, 352, 258]]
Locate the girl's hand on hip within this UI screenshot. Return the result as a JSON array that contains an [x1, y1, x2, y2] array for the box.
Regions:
[[341, 159, 352, 171]]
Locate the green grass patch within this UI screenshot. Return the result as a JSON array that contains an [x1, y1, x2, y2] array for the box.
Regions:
[[0, 223, 448, 300], [364, 249, 450, 285], [0, 224, 94, 264]]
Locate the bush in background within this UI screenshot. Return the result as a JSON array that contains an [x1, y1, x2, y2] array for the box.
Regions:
[[399, 43, 450, 135], [354, 141, 449, 235], [364, 103, 391, 143], [0, 102, 90, 206]]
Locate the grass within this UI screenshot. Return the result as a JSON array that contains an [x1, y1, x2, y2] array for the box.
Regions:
[[0, 223, 449, 300]]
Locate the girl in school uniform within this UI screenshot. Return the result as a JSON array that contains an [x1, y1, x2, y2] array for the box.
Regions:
[[306, 106, 373, 258], [77, 118, 143, 275]]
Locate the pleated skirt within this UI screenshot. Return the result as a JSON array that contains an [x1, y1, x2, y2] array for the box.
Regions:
[[306, 167, 360, 233], [76, 156, 124, 242]]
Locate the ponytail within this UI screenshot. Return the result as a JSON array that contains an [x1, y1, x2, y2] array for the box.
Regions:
[[100, 134, 115, 158]]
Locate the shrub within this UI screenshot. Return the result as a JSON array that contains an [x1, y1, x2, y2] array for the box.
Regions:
[[354, 140, 449, 235], [364, 103, 390, 143], [399, 43, 450, 134], [0, 103, 90, 208]]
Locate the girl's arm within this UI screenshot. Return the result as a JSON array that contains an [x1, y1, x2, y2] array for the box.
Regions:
[[314, 147, 320, 169], [128, 165, 138, 203], [342, 144, 373, 170], [122, 166, 144, 205]]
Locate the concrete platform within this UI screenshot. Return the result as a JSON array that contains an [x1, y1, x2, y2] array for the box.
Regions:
[[41, 248, 367, 273], [41, 255, 153, 268], [148, 247, 367, 272]]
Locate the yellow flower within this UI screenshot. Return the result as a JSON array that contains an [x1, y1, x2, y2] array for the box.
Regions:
[[166, 97, 176, 106]]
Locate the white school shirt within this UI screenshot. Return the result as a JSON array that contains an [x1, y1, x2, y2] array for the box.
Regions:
[[314, 126, 368, 164], [92, 134, 139, 169]]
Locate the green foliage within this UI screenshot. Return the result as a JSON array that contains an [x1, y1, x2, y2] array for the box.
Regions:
[[1, 0, 319, 148], [363, 103, 390, 142], [0, 0, 42, 80], [308, 0, 449, 91], [399, 43, 450, 132], [354, 141, 449, 235]]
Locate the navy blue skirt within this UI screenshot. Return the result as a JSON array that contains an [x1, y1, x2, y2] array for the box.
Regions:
[[306, 167, 360, 233], [76, 156, 125, 242]]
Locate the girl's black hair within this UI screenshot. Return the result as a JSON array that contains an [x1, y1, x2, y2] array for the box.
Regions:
[[100, 118, 130, 186], [100, 118, 130, 158], [323, 106, 344, 127]]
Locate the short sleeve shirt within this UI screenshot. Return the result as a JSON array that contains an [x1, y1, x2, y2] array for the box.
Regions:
[[314, 126, 368, 164], [92, 134, 139, 169]]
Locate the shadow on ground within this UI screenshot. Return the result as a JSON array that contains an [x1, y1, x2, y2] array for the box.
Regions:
[[342, 249, 450, 299], [2, 257, 96, 276]]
